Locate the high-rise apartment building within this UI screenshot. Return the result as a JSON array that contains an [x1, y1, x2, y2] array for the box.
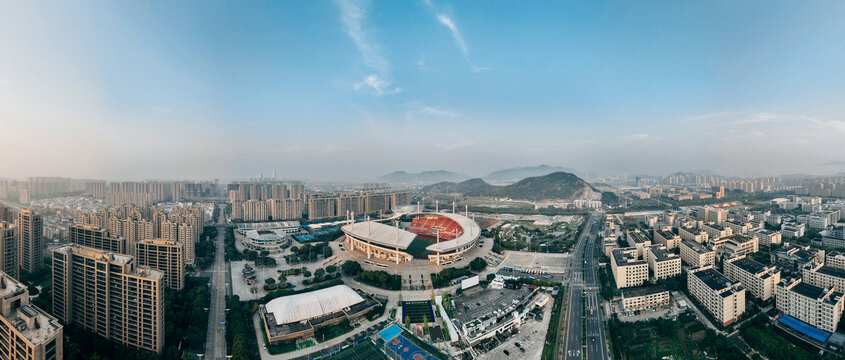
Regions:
[[645, 245, 682, 280], [653, 229, 681, 249], [135, 238, 184, 290], [0, 223, 18, 279], [67, 224, 125, 254], [52, 245, 164, 353], [0, 271, 63, 360], [17, 210, 43, 273]]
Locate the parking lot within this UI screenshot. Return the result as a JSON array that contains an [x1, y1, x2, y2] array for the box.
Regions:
[[475, 303, 552, 360], [496, 251, 571, 275]]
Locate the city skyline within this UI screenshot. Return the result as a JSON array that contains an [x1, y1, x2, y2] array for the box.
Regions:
[[3, 1, 845, 181]]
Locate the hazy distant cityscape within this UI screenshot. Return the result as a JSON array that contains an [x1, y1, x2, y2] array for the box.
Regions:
[[4, 1, 845, 360]]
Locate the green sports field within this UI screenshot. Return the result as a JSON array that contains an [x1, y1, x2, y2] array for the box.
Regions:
[[322, 339, 388, 360]]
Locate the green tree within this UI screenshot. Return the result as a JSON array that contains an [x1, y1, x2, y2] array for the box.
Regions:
[[264, 277, 275, 285], [469, 257, 488, 271], [326, 265, 337, 274], [314, 268, 326, 278], [486, 273, 496, 281], [303, 270, 312, 278], [405, 315, 411, 325], [341, 260, 362, 276], [231, 334, 248, 360]]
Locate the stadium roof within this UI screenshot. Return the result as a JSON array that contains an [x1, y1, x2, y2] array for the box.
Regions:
[[264, 285, 365, 325], [419, 212, 481, 253], [342, 221, 417, 249]]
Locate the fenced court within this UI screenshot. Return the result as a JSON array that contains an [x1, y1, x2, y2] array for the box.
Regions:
[[319, 338, 388, 360], [376, 324, 449, 360], [401, 301, 434, 324]]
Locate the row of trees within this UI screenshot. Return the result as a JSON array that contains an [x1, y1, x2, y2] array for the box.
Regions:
[[227, 295, 259, 360], [286, 242, 333, 264]]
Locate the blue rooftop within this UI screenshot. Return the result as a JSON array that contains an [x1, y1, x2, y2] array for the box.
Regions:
[[779, 315, 830, 343]]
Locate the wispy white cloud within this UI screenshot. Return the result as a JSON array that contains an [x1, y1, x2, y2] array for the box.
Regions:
[[354, 74, 401, 95], [335, 0, 388, 73], [424, 2, 488, 72], [622, 133, 649, 141], [436, 141, 474, 151], [421, 106, 458, 117]]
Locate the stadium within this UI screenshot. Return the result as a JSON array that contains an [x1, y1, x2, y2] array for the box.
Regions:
[[341, 212, 481, 265], [242, 229, 290, 252]]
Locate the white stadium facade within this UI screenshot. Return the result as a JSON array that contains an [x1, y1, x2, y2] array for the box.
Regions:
[[341, 211, 481, 265]]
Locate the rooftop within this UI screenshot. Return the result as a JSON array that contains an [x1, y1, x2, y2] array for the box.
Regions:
[[264, 285, 365, 325], [342, 221, 417, 249], [648, 246, 677, 262], [622, 284, 668, 298], [817, 265, 845, 279], [681, 240, 712, 254], [692, 268, 738, 292], [791, 282, 826, 299], [729, 257, 770, 275], [628, 231, 651, 244], [612, 248, 646, 266]]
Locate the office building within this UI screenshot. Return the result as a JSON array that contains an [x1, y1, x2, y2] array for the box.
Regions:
[[822, 225, 845, 249], [725, 220, 753, 235], [610, 247, 648, 288], [724, 256, 780, 301], [0, 271, 63, 360], [135, 238, 184, 290], [17, 210, 43, 273], [67, 224, 125, 254], [776, 278, 844, 333], [687, 266, 746, 326], [653, 229, 681, 249], [52, 245, 164, 353], [0, 223, 18, 279], [679, 240, 715, 267]]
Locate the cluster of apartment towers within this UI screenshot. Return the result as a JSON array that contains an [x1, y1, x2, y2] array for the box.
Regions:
[[0, 202, 203, 359], [606, 205, 845, 339], [226, 182, 411, 222]]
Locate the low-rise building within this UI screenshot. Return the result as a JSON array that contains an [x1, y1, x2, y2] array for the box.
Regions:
[[802, 262, 845, 292], [776, 278, 844, 333], [753, 229, 782, 247], [826, 251, 845, 270], [645, 245, 682, 280], [724, 256, 780, 301], [781, 222, 806, 239], [771, 244, 824, 273], [653, 229, 681, 249], [725, 220, 753, 235], [611, 247, 648, 288], [822, 225, 845, 249], [626, 230, 652, 258], [621, 285, 670, 312], [719, 234, 759, 258], [678, 226, 708, 243], [701, 223, 732, 240], [680, 240, 715, 267], [687, 266, 746, 326]]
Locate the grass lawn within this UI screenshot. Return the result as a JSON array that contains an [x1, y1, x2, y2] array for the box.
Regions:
[[739, 316, 815, 360], [406, 238, 434, 257]]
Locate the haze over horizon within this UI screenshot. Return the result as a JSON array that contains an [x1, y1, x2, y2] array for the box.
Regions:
[[3, 1, 845, 181]]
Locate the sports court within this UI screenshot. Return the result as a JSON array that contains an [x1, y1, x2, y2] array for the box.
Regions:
[[378, 325, 439, 360], [401, 301, 434, 323], [321, 338, 388, 360]]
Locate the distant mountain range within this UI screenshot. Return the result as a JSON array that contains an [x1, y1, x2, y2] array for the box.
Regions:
[[422, 171, 597, 201], [483, 165, 580, 184], [376, 165, 580, 185], [376, 170, 470, 184]]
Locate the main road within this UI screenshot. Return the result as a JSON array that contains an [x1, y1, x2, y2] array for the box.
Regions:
[[204, 204, 232, 360], [558, 211, 608, 360]]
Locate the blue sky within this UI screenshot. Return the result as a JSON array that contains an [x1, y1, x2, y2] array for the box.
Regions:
[[2, 1, 845, 181]]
